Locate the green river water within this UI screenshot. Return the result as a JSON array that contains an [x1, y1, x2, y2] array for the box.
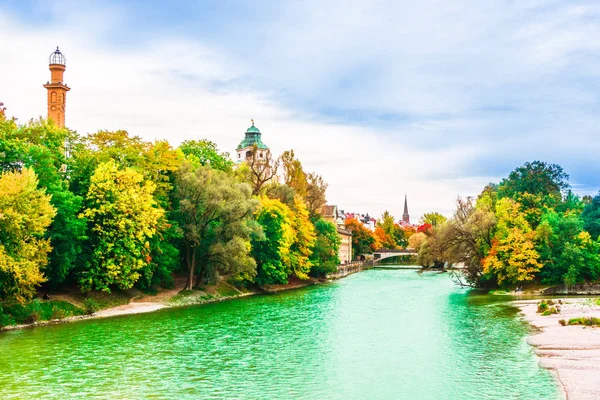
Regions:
[[0, 269, 559, 399]]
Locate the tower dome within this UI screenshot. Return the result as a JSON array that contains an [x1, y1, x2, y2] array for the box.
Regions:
[[236, 119, 269, 150], [49, 46, 66, 66]]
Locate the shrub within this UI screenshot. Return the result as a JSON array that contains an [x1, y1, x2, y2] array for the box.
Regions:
[[51, 307, 68, 320], [541, 306, 560, 316], [568, 317, 600, 326], [0, 307, 15, 328], [26, 299, 43, 323], [83, 298, 100, 315], [537, 300, 559, 314], [558, 319, 567, 326]]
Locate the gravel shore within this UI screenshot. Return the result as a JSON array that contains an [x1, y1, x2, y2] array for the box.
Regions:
[[516, 299, 600, 400]]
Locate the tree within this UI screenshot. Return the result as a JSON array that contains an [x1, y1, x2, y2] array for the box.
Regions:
[[288, 196, 316, 280], [374, 226, 396, 249], [344, 218, 375, 258], [420, 212, 447, 227], [497, 161, 570, 228], [482, 198, 541, 286], [536, 210, 600, 285], [0, 168, 56, 303], [70, 131, 181, 289], [265, 183, 297, 209], [408, 232, 427, 252], [424, 197, 496, 286], [281, 150, 308, 196], [582, 193, 600, 240], [0, 118, 86, 287], [80, 161, 163, 292], [305, 172, 328, 218], [176, 164, 258, 289], [245, 145, 280, 195], [379, 210, 397, 237], [252, 197, 295, 285], [310, 218, 341, 276], [179, 139, 233, 172]]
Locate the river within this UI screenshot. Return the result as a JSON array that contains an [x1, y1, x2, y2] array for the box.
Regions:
[[0, 269, 559, 399]]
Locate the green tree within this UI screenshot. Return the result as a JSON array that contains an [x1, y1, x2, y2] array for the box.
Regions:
[[70, 131, 181, 289], [536, 210, 600, 284], [0, 168, 56, 303], [420, 212, 448, 227], [0, 118, 86, 287], [310, 218, 341, 276], [179, 139, 233, 172], [251, 197, 295, 285], [176, 164, 258, 289], [497, 161, 569, 228], [80, 161, 164, 292], [582, 193, 600, 240]]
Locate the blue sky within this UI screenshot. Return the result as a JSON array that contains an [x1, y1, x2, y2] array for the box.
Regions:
[[1, 0, 600, 219]]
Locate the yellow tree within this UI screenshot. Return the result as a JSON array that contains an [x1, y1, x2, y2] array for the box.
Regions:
[[80, 160, 164, 292], [483, 198, 542, 285], [289, 196, 316, 280], [0, 168, 56, 303]]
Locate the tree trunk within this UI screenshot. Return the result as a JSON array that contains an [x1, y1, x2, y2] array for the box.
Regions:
[[186, 247, 196, 290]]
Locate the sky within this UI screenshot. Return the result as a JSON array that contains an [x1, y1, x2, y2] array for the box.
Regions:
[[1, 0, 599, 221]]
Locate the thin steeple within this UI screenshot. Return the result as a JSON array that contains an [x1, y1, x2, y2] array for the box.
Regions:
[[402, 195, 410, 224]]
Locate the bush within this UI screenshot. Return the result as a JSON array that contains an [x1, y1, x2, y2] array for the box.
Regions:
[[51, 307, 68, 320], [541, 306, 560, 316], [537, 300, 559, 314], [83, 298, 100, 315], [26, 299, 43, 323], [0, 306, 16, 328], [559, 319, 567, 326], [568, 317, 600, 326]]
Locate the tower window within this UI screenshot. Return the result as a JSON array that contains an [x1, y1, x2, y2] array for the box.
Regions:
[[51, 92, 57, 103]]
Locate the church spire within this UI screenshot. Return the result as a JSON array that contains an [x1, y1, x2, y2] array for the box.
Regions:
[[402, 195, 410, 224]]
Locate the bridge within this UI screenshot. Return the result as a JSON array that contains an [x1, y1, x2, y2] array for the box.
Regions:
[[372, 249, 418, 266]]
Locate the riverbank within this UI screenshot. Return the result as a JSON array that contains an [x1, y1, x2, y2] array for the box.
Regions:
[[516, 298, 600, 400], [0, 277, 324, 332]]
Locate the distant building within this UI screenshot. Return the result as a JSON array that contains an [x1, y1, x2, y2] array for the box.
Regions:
[[402, 195, 410, 224], [236, 120, 270, 163], [43, 47, 70, 128], [321, 204, 353, 264]]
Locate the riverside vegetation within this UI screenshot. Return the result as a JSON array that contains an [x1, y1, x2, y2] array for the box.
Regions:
[[413, 161, 600, 289], [0, 110, 346, 327]]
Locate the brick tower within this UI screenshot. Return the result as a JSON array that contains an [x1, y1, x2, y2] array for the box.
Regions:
[[43, 47, 70, 128]]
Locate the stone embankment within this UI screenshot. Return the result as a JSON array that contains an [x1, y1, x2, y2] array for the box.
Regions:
[[326, 260, 373, 279], [543, 285, 600, 295], [516, 299, 600, 400]]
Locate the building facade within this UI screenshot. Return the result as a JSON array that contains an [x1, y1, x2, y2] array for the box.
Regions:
[[321, 204, 353, 264], [43, 47, 70, 128]]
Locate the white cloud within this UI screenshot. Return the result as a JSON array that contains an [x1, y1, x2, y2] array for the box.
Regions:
[[1, 1, 599, 222]]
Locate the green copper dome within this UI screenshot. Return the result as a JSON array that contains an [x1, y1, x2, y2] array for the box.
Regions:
[[237, 121, 269, 150]]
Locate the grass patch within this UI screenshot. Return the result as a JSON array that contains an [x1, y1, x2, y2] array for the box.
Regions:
[[0, 299, 84, 327], [567, 317, 600, 326], [84, 291, 131, 311], [537, 299, 560, 315], [169, 289, 212, 306], [215, 282, 241, 297]]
